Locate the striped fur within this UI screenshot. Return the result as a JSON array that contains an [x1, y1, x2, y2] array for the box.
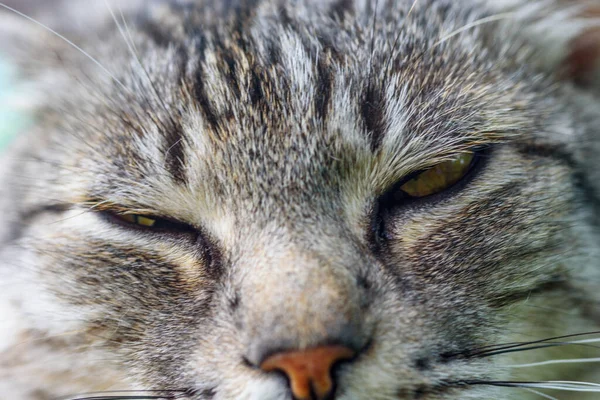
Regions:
[[0, 0, 600, 399]]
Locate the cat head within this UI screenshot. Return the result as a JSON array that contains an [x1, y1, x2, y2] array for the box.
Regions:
[[1, 1, 600, 399]]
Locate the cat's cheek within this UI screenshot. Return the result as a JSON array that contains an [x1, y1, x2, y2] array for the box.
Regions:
[[0, 296, 21, 354], [0, 246, 88, 337]]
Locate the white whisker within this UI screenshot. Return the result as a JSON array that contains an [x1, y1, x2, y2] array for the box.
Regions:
[[433, 12, 516, 47], [569, 338, 600, 345], [507, 381, 600, 393], [102, 0, 178, 134], [0, 2, 131, 94], [509, 357, 600, 368], [102, 0, 138, 63], [119, 6, 142, 56], [523, 388, 561, 400]]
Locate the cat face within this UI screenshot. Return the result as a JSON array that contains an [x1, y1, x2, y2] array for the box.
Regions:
[[1, 1, 600, 399]]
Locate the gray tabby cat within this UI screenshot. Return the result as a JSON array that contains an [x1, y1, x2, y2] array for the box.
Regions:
[[0, 0, 600, 399]]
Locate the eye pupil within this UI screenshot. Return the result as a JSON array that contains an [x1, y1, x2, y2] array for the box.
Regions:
[[120, 214, 137, 224]]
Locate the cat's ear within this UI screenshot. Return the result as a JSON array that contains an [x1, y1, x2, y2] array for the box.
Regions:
[[564, 10, 600, 90], [486, 0, 600, 92], [543, 1, 600, 90]]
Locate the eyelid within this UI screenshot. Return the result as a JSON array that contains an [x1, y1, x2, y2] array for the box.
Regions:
[[98, 207, 198, 235], [378, 148, 488, 208], [398, 152, 476, 198]]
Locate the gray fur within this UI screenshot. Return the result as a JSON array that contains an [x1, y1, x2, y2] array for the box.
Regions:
[[1, 0, 600, 399]]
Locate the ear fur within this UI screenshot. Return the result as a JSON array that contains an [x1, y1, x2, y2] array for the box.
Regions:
[[567, 15, 600, 88], [483, 0, 600, 92]]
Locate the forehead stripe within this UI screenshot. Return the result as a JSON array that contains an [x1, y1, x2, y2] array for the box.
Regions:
[[361, 83, 388, 151], [163, 120, 188, 184], [190, 38, 221, 136]]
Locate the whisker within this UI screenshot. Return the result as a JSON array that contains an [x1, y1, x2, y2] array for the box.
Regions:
[[466, 380, 600, 393], [63, 396, 177, 400], [472, 343, 571, 358], [46, 201, 110, 225], [102, 0, 181, 144], [118, 6, 141, 56], [432, 12, 516, 48], [450, 331, 600, 359], [523, 388, 560, 400], [0, 3, 131, 94], [509, 357, 600, 368], [102, 0, 137, 60], [566, 337, 600, 345], [57, 390, 188, 400]]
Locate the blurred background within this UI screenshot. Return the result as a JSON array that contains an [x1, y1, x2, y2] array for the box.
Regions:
[[0, 1, 56, 151]]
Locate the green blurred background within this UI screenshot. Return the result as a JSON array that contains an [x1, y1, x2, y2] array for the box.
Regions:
[[0, 60, 28, 151]]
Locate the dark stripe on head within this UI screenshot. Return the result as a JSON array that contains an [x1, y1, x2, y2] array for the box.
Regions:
[[139, 18, 177, 48], [192, 68, 220, 136], [315, 54, 334, 121], [277, 5, 312, 58], [516, 142, 578, 168], [361, 84, 387, 151], [265, 37, 282, 66], [163, 120, 187, 184], [329, 0, 355, 20], [221, 48, 242, 100], [277, 4, 294, 30], [232, 0, 262, 26], [249, 65, 264, 106], [191, 39, 221, 136]]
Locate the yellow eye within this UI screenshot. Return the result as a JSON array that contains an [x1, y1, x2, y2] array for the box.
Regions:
[[100, 206, 199, 235], [117, 214, 157, 227], [399, 153, 475, 198]]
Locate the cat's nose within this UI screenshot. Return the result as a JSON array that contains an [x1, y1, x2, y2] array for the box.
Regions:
[[260, 345, 356, 400]]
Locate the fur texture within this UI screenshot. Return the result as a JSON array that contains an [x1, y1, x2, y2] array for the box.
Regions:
[[1, 0, 600, 399]]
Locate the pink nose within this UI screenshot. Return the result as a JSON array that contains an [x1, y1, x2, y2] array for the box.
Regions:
[[260, 345, 356, 400]]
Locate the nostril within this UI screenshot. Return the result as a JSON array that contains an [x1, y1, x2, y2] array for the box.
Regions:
[[259, 345, 356, 400]]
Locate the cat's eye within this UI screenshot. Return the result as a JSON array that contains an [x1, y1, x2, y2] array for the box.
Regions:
[[397, 152, 475, 198], [103, 209, 217, 264], [373, 151, 481, 245], [106, 211, 198, 235]]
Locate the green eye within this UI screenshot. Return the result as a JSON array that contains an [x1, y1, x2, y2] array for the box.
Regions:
[[116, 214, 157, 227], [399, 152, 475, 198]]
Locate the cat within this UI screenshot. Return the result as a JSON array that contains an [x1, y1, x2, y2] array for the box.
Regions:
[[0, 0, 600, 399]]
